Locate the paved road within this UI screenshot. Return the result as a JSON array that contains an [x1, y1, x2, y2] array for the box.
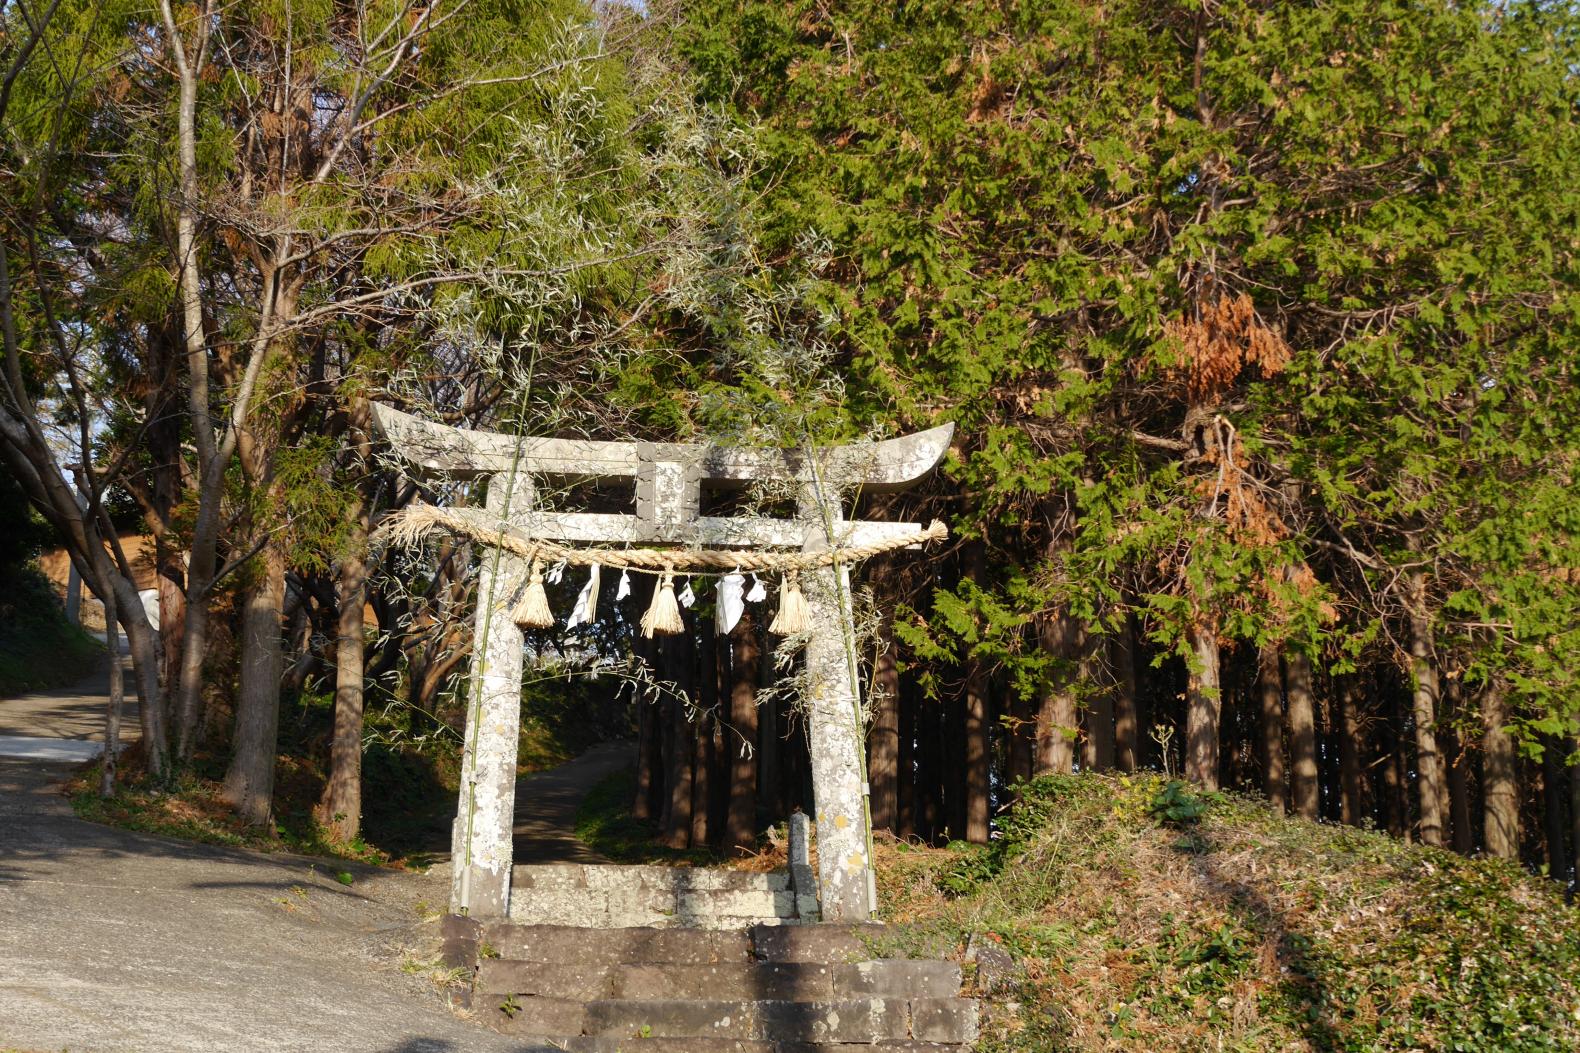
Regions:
[[0, 660, 567, 1052]]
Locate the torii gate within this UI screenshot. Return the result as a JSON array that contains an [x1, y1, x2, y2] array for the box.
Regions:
[[371, 403, 951, 922]]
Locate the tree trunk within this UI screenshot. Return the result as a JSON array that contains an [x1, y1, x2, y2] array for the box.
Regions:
[[897, 671, 917, 838], [100, 586, 122, 797], [632, 630, 659, 822], [661, 633, 694, 849], [319, 501, 368, 842], [1035, 609, 1078, 774], [1337, 677, 1366, 827], [726, 611, 761, 851], [1111, 622, 1140, 772], [1567, 736, 1580, 892], [1184, 624, 1221, 789], [692, 613, 715, 848], [1478, 679, 1516, 853], [691, 709, 712, 848], [1257, 648, 1287, 813], [1542, 737, 1568, 881], [222, 540, 286, 825], [868, 617, 900, 832], [1081, 628, 1114, 772], [1285, 651, 1320, 819], [1406, 594, 1446, 847], [156, 545, 186, 697], [1441, 677, 1473, 854], [1447, 727, 1473, 855], [964, 658, 991, 843]]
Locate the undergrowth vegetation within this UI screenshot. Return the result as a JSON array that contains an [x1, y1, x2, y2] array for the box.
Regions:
[[70, 672, 632, 866], [873, 773, 1580, 1053]]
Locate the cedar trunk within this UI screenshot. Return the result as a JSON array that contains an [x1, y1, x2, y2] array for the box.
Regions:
[[1482, 683, 1519, 858], [1111, 623, 1140, 772], [1285, 651, 1320, 819], [868, 618, 901, 832], [1184, 624, 1221, 790], [1406, 598, 1446, 847], [1081, 627, 1115, 772], [319, 501, 368, 842], [1337, 677, 1366, 827], [222, 541, 286, 825], [1035, 609, 1078, 774], [725, 611, 761, 851], [1257, 648, 1287, 814]]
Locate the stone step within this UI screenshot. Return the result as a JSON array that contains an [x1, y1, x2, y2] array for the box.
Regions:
[[750, 922, 890, 963], [581, 997, 978, 1044], [480, 923, 754, 965], [513, 863, 792, 893], [480, 996, 978, 1044], [508, 884, 802, 929], [476, 958, 963, 1000], [556, 1039, 964, 1053]]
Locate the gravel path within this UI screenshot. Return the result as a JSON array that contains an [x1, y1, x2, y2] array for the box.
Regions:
[[0, 659, 578, 1053]]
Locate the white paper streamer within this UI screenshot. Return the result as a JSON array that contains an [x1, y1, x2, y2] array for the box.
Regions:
[[546, 559, 567, 585], [716, 572, 745, 635], [616, 569, 631, 601], [745, 573, 767, 603], [678, 579, 696, 608], [567, 564, 601, 628]]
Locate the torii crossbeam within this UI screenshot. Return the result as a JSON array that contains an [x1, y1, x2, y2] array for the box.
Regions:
[[372, 403, 951, 922]]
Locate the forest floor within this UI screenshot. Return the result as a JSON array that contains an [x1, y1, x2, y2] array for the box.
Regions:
[[0, 662, 554, 1053]]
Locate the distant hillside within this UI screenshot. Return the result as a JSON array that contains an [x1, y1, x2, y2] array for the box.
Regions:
[[0, 562, 103, 697], [874, 773, 1580, 1052]]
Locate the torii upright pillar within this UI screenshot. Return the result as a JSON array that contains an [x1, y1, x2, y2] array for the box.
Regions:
[[371, 403, 951, 921]]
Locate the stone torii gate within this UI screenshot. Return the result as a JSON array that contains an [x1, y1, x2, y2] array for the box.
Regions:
[[371, 403, 951, 922]]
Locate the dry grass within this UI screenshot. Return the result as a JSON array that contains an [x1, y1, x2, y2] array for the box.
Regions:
[[872, 773, 1580, 1052]]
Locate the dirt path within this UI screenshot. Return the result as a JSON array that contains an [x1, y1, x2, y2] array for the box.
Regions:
[[0, 667, 564, 1052], [511, 740, 635, 864]]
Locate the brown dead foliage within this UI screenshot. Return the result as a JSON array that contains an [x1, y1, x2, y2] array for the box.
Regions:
[[1165, 289, 1291, 402]]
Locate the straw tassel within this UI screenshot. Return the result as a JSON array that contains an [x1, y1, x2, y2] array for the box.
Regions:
[[512, 559, 555, 630], [769, 572, 810, 635], [640, 567, 685, 638]]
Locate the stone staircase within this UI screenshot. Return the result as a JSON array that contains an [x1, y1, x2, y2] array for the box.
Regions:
[[507, 863, 819, 929], [444, 865, 980, 1051]]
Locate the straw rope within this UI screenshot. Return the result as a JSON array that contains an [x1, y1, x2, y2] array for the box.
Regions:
[[377, 503, 948, 575]]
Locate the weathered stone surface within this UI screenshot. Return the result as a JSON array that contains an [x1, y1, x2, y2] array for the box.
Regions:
[[476, 960, 614, 999], [833, 960, 962, 999], [582, 998, 909, 1043], [507, 865, 802, 928], [964, 931, 1020, 995], [440, 912, 482, 971], [483, 923, 753, 965], [483, 995, 588, 1036], [759, 997, 910, 1043], [799, 485, 876, 923], [752, 923, 887, 963], [559, 1040, 778, 1053], [449, 472, 530, 917], [677, 888, 796, 919], [610, 962, 836, 1001], [371, 402, 953, 493], [907, 998, 981, 1044]]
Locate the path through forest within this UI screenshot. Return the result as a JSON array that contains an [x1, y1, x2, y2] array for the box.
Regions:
[[0, 652, 608, 1053]]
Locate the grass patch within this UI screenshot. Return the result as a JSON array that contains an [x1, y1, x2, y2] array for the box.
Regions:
[[70, 754, 392, 866], [874, 772, 1580, 1052], [0, 563, 103, 697]]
